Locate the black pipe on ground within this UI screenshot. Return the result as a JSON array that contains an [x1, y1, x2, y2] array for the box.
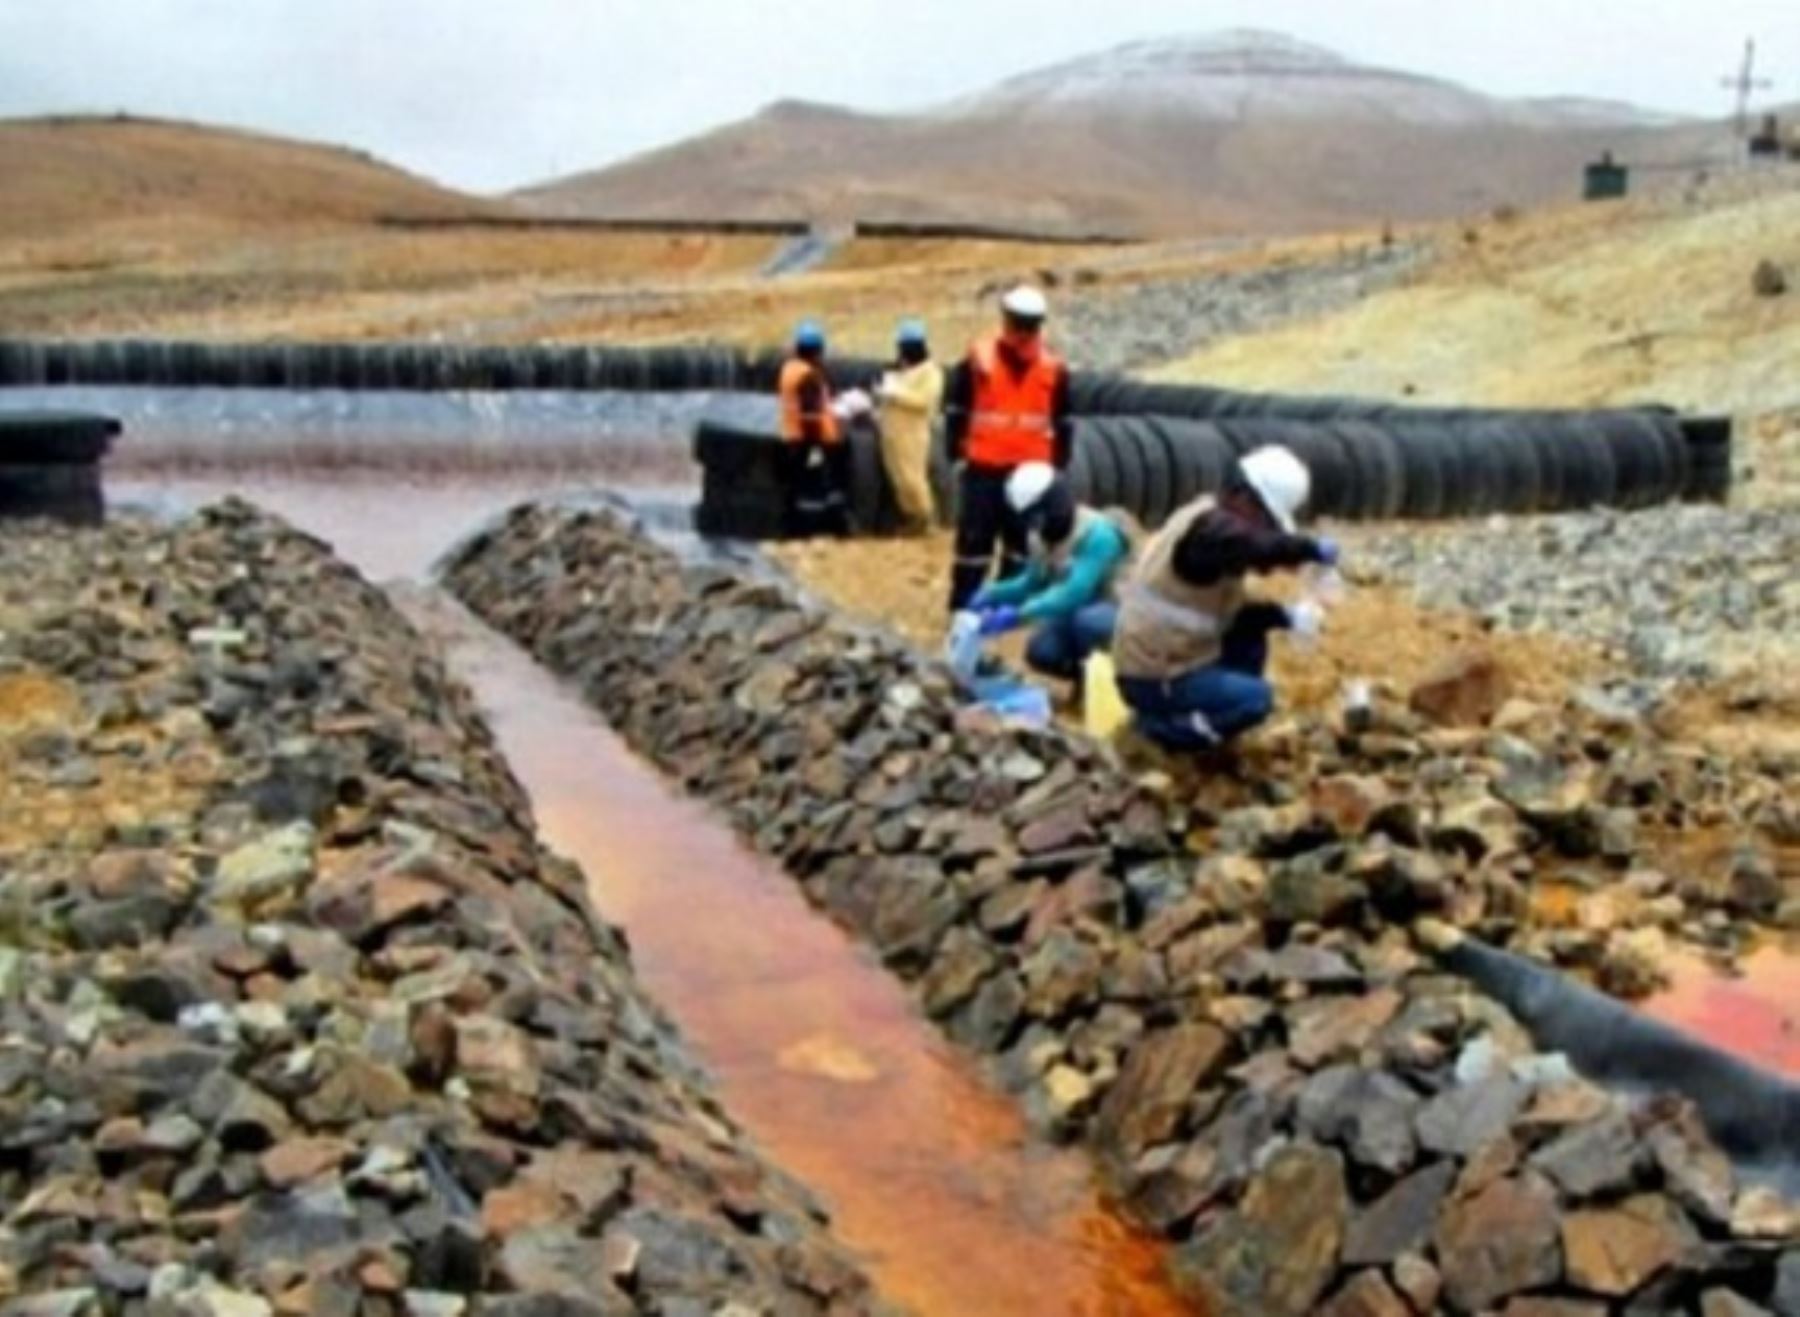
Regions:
[[1436, 929, 1800, 1183]]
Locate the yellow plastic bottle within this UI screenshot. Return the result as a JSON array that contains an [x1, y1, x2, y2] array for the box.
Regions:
[[1083, 650, 1130, 740]]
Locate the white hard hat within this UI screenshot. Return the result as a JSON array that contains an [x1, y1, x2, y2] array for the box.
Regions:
[[1237, 445, 1312, 533], [1001, 285, 1049, 321], [1005, 462, 1058, 514]]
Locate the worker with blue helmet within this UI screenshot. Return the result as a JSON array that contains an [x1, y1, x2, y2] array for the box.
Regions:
[[778, 318, 847, 533], [876, 316, 944, 531]]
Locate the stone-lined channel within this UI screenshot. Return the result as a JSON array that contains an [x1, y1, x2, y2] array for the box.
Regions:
[[117, 473, 1187, 1317]]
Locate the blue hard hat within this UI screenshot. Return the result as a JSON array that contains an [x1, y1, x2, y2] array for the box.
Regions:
[[896, 318, 928, 346], [794, 319, 826, 350]]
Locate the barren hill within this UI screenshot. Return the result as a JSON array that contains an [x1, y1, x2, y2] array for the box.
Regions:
[[0, 115, 500, 240], [516, 30, 1690, 237]]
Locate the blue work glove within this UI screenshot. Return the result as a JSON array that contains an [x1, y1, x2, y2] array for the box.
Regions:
[[1314, 536, 1342, 568], [978, 605, 1022, 637]]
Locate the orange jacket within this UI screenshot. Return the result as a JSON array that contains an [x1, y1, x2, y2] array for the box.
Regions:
[[779, 357, 841, 444], [964, 335, 1065, 468]]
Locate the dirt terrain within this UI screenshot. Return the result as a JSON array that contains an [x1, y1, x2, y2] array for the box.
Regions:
[[0, 115, 499, 242], [0, 116, 1396, 357], [1155, 177, 1800, 427]]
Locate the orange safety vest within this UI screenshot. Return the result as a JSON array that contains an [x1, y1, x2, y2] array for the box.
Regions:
[[778, 357, 841, 444], [965, 336, 1064, 468]]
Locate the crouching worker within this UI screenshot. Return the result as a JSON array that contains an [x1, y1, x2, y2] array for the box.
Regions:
[[970, 462, 1130, 679], [1111, 445, 1339, 749]]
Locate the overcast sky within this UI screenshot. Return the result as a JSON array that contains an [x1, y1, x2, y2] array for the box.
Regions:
[[2, 0, 1794, 194]]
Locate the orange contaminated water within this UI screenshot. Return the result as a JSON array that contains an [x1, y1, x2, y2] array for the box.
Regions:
[[1643, 942, 1800, 1078], [128, 474, 1194, 1316]]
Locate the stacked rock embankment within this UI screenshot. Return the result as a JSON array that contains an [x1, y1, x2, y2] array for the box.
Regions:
[[446, 502, 1800, 1316], [0, 502, 879, 1317]]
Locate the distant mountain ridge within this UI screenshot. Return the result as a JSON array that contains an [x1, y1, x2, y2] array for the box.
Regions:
[[516, 29, 1696, 237], [938, 30, 1678, 128], [0, 114, 503, 240]]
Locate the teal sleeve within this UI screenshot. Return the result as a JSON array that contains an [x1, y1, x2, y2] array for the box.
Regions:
[[973, 562, 1047, 609], [1020, 525, 1127, 622]]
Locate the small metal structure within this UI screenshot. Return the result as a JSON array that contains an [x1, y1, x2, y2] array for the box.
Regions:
[[1583, 151, 1630, 201], [1749, 112, 1784, 159], [0, 411, 118, 526]]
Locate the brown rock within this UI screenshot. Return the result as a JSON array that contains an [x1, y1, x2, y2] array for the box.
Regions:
[[453, 1016, 539, 1098], [1456, 1134, 1523, 1200], [481, 1181, 563, 1241], [1127, 1141, 1221, 1235], [1702, 1291, 1774, 1317], [1391, 1253, 1441, 1313], [1596, 927, 1671, 998], [259, 1137, 354, 1189], [1169, 923, 1259, 982], [919, 927, 999, 1018], [1410, 652, 1513, 728], [297, 1052, 412, 1125], [1316, 1271, 1410, 1317], [1311, 776, 1396, 837], [1433, 1174, 1563, 1311], [1562, 1194, 1695, 1297], [1731, 1187, 1800, 1240], [1753, 259, 1788, 298], [408, 1002, 456, 1086], [1287, 988, 1403, 1069], [1017, 800, 1094, 855], [1094, 1024, 1232, 1163], [357, 1253, 406, 1295], [1023, 866, 1121, 944], [1520, 1081, 1613, 1135], [308, 866, 451, 945], [1501, 1302, 1608, 1317], [1174, 1143, 1348, 1317], [1020, 930, 1106, 1019]]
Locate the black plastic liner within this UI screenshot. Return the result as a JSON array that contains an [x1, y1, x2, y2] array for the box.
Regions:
[[1442, 935, 1800, 1183], [3, 339, 1730, 517]]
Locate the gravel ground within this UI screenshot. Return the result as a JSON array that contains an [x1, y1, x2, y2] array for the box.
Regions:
[[1061, 240, 1432, 373], [1348, 504, 1800, 690]]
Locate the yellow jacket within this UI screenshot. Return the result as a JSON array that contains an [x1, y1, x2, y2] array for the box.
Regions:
[[877, 360, 945, 523]]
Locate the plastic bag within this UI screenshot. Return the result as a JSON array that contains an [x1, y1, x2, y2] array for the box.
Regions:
[[972, 676, 1052, 728], [1083, 651, 1130, 739], [944, 610, 985, 688]]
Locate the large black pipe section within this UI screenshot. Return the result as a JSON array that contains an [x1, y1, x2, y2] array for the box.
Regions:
[[1, 338, 1729, 508], [1435, 928, 1800, 1175], [0, 410, 117, 525]]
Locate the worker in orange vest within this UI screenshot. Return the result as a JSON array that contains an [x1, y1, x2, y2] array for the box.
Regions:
[[778, 320, 849, 534], [943, 286, 1072, 611]]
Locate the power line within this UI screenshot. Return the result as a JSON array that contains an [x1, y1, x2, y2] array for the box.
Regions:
[[1719, 37, 1773, 138]]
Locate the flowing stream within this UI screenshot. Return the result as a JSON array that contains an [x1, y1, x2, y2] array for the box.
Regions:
[[114, 470, 1189, 1317]]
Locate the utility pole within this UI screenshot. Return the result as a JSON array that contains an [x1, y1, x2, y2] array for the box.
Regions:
[[1719, 38, 1772, 138]]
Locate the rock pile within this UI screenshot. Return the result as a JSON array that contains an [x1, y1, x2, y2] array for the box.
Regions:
[[446, 502, 1800, 1315], [0, 503, 879, 1316], [1170, 647, 1800, 992], [1061, 241, 1430, 374], [1348, 506, 1800, 688]]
